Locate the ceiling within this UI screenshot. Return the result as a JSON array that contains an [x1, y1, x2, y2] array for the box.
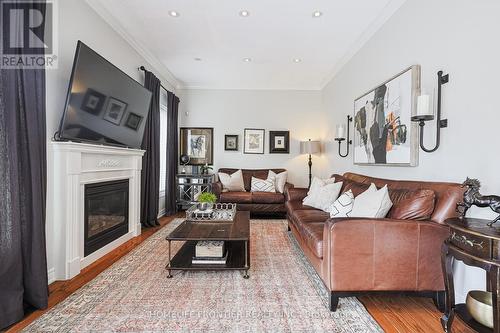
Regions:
[[89, 0, 406, 90]]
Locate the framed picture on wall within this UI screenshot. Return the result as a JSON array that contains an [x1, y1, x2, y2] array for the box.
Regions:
[[269, 131, 290, 154], [180, 127, 214, 165], [224, 135, 238, 151], [244, 128, 265, 154], [353, 65, 420, 166]]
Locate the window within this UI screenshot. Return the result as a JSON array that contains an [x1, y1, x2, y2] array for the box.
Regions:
[[159, 91, 168, 195]]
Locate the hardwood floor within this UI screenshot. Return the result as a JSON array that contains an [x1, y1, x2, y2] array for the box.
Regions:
[[8, 214, 475, 333]]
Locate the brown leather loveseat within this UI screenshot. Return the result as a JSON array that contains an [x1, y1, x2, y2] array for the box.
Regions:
[[286, 172, 464, 311], [213, 168, 293, 215]]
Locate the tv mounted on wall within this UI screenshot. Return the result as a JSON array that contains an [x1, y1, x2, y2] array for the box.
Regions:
[[57, 41, 152, 149]]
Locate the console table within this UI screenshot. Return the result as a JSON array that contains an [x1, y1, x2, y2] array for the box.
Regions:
[[176, 174, 215, 210], [441, 217, 500, 333]]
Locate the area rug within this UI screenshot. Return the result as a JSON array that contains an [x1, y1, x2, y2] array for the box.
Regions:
[[25, 220, 382, 332]]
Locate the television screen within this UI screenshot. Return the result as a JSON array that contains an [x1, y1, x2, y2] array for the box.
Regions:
[[58, 41, 152, 149]]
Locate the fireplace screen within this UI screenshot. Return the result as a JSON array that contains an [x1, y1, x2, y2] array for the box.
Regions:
[[84, 179, 129, 256]]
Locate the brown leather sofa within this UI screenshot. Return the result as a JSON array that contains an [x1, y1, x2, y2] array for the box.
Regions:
[[213, 168, 293, 215], [286, 172, 464, 311]]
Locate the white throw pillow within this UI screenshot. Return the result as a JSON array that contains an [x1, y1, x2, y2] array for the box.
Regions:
[[218, 170, 245, 192], [303, 181, 343, 212], [308, 177, 336, 195], [268, 170, 288, 193], [329, 190, 355, 218], [250, 176, 276, 192], [350, 184, 393, 218]]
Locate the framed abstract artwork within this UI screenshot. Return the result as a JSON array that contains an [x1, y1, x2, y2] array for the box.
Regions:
[[269, 131, 289, 154], [244, 128, 265, 154], [353, 65, 420, 166], [180, 127, 214, 165], [224, 135, 238, 151]]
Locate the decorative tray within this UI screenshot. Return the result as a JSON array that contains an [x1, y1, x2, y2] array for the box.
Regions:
[[186, 203, 237, 222]]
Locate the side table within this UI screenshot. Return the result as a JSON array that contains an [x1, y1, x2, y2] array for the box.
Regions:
[[441, 217, 500, 333], [176, 173, 214, 210]]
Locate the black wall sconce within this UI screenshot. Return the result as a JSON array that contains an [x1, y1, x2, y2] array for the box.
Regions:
[[411, 70, 449, 153], [334, 115, 353, 157]]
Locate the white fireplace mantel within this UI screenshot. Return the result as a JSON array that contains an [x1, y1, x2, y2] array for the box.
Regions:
[[48, 141, 145, 281]]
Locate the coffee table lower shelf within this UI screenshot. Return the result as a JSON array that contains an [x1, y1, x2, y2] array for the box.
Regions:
[[166, 240, 250, 278]]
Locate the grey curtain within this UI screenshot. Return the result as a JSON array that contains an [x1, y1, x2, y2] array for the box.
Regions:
[[164, 91, 179, 216], [140, 70, 161, 227], [0, 0, 49, 328]]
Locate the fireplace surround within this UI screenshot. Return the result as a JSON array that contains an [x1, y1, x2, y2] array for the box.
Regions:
[[48, 141, 144, 281]]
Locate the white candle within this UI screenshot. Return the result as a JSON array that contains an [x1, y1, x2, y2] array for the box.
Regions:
[[417, 94, 431, 116], [336, 124, 345, 139]]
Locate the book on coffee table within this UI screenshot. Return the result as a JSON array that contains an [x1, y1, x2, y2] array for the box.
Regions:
[[195, 240, 225, 258], [192, 252, 228, 265]]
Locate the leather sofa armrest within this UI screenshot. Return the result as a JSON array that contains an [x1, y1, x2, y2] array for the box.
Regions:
[[283, 182, 294, 195], [212, 181, 223, 200], [321, 218, 449, 291], [285, 187, 308, 202]]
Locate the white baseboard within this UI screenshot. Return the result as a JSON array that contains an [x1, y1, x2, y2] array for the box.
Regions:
[[158, 208, 166, 218], [47, 267, 56, 284]]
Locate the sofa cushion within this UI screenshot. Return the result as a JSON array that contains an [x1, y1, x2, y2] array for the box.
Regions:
[[388, 188, 436, 220], [297, 222, 324, 259], [252, 192, 284, 204], [220, 191, 252, 204], [334, 175, 371, 197], [291, 209, 330, 224]]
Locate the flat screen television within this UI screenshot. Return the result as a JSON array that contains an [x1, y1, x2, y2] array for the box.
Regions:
[[57, 41, 152, 149]]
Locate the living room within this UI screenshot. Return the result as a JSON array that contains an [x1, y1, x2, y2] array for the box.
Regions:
[[1, 0, 499, 332]]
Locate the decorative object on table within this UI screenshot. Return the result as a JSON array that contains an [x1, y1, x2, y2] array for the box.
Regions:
[[81, 88, 106, 115], [411, 71, 449, 153], [299, 139, 321, 188], [193, 240, 227, 265], [244, 128, 265, 154], [180, 154, 190, 174], [224, 135, 238, 151], [200, 163, 213, 175], [354, 65, 420, 166], [180, 127, 214, 165], [269, 131, 290, 154], [197, 192, 217, 211], [334, 116, 353, 157], [103, 97, 128, 125], [441, 217, 500, 332], [186, 203, 237, 222], [176, 173, 214, 210], [457, 177, 500, 226], [124, 112, 143, 131], [466, 290, 494, 329]]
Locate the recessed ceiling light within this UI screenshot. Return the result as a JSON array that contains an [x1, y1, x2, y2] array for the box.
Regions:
[[243, 57, 252, 62], [194, 57, 202, 61], [293, 58, 302, 63], [169, 10, 179, 17], [312, 11, 322, 18], [239, 10, 250, 17]]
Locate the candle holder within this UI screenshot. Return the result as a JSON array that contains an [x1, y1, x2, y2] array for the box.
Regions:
[[411, 71, 449, 153], [334, 115, 353, 158]]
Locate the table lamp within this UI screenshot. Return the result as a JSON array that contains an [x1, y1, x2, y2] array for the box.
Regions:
[[300, 139, 321, 188]]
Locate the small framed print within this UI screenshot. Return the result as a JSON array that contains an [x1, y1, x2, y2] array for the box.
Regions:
[[269, 131, 290, 154], [244, 128, 265, 154], [103, 97, 127, 125], [81, 88, 106, 115], [124, 112, 143, 131], [225, 135, 238, 151]]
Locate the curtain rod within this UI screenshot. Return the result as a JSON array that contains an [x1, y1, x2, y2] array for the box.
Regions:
[[138, 65, 170, 92]]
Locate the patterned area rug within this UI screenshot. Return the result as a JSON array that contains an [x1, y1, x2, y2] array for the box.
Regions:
[[25, 220, 382, 332]]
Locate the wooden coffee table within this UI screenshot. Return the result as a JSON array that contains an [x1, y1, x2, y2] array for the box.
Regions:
[[165, 211, 250, 278]]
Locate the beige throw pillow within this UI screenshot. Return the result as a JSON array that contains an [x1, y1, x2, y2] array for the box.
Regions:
[[218, 170, 245, 192], [350, 183, 393, 218], [303, 181, 343, 212], [268, 170, 288, 193]]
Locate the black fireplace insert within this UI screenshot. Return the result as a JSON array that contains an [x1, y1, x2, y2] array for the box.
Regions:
[[84, 179, 129, 256]]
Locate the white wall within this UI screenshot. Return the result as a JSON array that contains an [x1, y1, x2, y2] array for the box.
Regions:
[[45, 0, 175, 282], [178, 89, 328, 187], [321, 0, 500, 302]]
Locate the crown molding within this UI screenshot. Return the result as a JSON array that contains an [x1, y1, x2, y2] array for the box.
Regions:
[[85, 0, 183, 90], [179, 84, 322, 91], [319, 0, 408, 90]]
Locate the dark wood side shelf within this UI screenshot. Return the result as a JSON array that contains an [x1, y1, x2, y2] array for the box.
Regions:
[[442, 218, 500, 333]]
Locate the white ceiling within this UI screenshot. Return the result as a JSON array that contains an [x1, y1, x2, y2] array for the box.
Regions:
[[89, 0, 407, 90]]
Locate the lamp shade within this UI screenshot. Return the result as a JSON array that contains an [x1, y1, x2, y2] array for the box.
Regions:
[[300, 140, 321, 154]]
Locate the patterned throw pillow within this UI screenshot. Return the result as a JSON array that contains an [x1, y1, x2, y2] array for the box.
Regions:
[[250, 177, 276, 192], [329, 190, 355, 218], [268, 170, 288, 193]]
